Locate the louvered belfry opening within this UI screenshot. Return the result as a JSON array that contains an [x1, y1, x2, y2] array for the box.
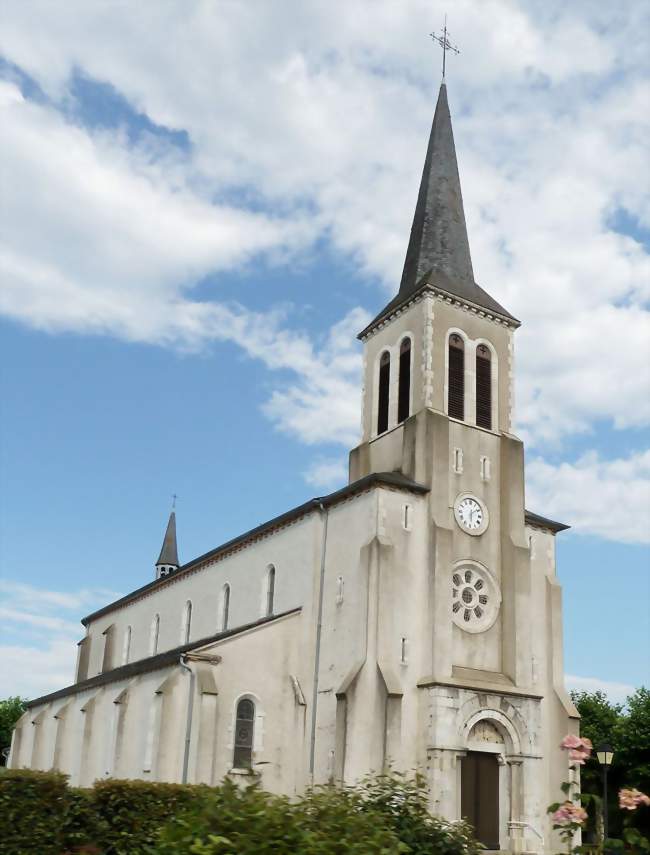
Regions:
[[476, 345, 492, 430], [448, 334, 465, 420], [377, 351, 390, 434], [397, 338, 411, 423]]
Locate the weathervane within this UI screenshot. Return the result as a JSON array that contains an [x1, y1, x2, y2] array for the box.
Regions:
[[430, 15, 459, 80]]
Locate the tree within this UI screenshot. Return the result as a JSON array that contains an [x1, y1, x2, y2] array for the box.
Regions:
[[0, 697, 28, 763], [615, 687, 650, 794], [571, 690, 623, 796], [572, 688, 650, 838]]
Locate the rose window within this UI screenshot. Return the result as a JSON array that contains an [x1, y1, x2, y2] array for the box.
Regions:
[[451, 564, 500, 633]]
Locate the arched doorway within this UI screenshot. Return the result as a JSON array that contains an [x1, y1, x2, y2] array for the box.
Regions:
[[460, 719, 507, 850]]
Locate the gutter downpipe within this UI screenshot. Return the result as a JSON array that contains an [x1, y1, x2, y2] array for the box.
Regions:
[[179, 654, 195, 784], [309, 500, 329, 782]]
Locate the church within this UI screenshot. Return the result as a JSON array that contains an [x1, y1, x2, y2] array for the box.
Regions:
[[9, 82, 579, 854]]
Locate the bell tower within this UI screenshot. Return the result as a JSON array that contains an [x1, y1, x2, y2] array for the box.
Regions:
[[349, 80, 534, 682], [346, 84, 576, 854], [350, 82, 520, 487]]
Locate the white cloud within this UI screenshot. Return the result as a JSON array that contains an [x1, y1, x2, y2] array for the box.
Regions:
[[0, 640, 79, 701], [0, 582, 119, 698], [0, 580, 118, 612], [526, 450, 650, 543], [0, 79, 313, 347], [565, 674, 636, 704], [0, 1, 649, 539], [303, 457, 348, 490]]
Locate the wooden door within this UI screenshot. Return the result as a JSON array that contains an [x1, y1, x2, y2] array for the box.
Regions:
[[461, 751, 500, 849]]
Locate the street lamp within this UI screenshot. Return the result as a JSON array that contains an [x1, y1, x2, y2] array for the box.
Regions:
[[597, 743, 614, 849]]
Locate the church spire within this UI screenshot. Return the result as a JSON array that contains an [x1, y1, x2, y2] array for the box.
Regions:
[[155, 509, 179, 579], [399, 82, 473, 295], [358, 82, 517, 340]]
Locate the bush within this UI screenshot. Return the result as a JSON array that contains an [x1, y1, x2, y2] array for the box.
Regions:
[[0, 769, 483, 854], [154, 778, 304, 854], [0, 768, 99, 855], [357, 773, 483, 855], [156, 777, 407, 854], [92, 778, 208, 854], [156, 773, 483, 854]]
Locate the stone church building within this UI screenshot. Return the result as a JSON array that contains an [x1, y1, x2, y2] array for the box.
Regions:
[[10, 83, 579, 853]]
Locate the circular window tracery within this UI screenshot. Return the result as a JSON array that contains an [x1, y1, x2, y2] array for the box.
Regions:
[[451, 563, 500, 633]]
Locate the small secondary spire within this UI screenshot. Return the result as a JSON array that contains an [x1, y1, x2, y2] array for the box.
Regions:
[[430, 16, 459, 81], [155, 507, 180, 578]]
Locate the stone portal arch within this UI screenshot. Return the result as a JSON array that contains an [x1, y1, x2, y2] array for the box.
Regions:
[[462, 708, 522, 756], [457, 703, 528, 853]]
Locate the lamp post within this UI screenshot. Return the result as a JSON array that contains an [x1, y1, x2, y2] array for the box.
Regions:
[[597, 743, 614, 850]]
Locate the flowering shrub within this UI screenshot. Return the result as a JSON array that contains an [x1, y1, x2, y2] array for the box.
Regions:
[[548, 735, 650, 854], [551, 801, 589, 826], [619, 788, 650, 811], [615, 787, 650, 853], [560, 735, 593, 767], [547, 732, 594, 854]]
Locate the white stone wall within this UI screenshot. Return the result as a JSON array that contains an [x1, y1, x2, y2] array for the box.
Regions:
[[83, 513, 321, 679]]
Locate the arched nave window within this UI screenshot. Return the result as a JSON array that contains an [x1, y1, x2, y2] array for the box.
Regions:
[[221, 583, 230, 632], [476, 344, 492, 430], [181, 600, 192, 644], [122, 625, 132, 665], [377, 351, 390, 435], [266, 565, 276, 617], [233, 698, 255, 769], [150, 614, 160, 656], [397, 337, 411, 423], [448, 334, 465, 421]]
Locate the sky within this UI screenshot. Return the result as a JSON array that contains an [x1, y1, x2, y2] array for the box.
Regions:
[[0, 0, 649, 705]]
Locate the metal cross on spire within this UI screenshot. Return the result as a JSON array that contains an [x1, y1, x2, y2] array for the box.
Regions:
[[172, 493, 178, 510], [430, 15, 459, 80]]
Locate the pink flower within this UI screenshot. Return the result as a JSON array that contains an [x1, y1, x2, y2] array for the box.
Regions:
[[551, 801, 588, 826], [560, 735, 592, 765], [619, 788, 650, 810], [560, 735, 583, 750]]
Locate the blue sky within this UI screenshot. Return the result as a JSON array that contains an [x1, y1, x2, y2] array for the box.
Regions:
[[0, 0, 648, 702]]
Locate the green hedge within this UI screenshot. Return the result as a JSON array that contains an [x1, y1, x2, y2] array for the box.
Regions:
[[0, 769, 482, 855], [0, 769, 100, 855]]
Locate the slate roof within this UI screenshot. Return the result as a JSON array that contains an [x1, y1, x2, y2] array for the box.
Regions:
[[523, 511, 570, 534], [82, 472, 430, 626], [156, 510, 179, 567], [26, 608, 302, 709], [359, 83, 519, 339]]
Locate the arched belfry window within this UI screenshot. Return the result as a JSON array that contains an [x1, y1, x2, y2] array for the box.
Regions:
[[234, 698, 255, 768], [221, 583, 230, 632], [476, 345, 492, 430], [377, 351, 390, 435], [448, 334, 465, 421], [266, 566, 275, 616], [398, 338, 411, 424]]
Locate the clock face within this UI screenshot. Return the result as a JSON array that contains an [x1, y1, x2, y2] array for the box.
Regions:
[[458, 497, 482, 529], [454, 494, 489, 535]]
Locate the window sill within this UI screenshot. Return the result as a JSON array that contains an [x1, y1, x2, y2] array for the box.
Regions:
[[446, 415, 500, 437], [228, 767, 259, 777], [370, 421, 405, 443]]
